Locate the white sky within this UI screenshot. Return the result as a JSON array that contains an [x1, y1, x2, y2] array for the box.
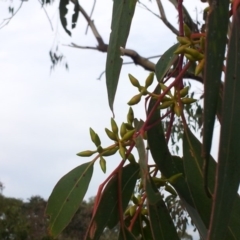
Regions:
[[0, 0, 212, 208]]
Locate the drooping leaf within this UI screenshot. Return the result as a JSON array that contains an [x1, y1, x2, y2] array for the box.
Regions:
[[106, 0, 137, 113], [135, 136, 179, 240], [85, 163, 139, 240], [155, 43, 179, 82], [59, 0, 71, 36], [207, 8, 240, 240], [146, 86, 208, 238], [183, 126, 240, 240], [202, 0, 229, 193], [46, 161, 94, 237], [72, 2, 79, 29]]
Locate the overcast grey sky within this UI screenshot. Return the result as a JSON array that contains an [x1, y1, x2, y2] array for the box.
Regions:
[[0, 0, 211, 203]]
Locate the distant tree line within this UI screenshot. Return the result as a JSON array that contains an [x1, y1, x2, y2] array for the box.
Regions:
[[0, 183, 118, 240]]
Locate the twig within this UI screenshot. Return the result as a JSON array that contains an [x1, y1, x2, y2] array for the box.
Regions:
[[38, 0, 54, 31], [155, 0, 179, 35], [85, 0, 96, 34], [0, 1, 24, 29]]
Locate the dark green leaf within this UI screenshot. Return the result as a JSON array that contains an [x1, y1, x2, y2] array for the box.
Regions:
[[183, 126, 240, 239], [207, 9, 240, 240], [46, 161, 94, 237], [59, 0, 71, 36], [135, 136, 179, 240], [155, 44, 179, 82], [202, 0, 229, 192], [118, 226, 138, 240], [106, 0, 137, 113], [72, 2, 79, 29], [85, 163, 139, 240]]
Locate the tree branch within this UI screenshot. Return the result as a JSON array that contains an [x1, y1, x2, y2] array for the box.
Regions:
[[67, 1, 203, 83]]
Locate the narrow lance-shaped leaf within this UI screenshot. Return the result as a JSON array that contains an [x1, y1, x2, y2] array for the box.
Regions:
[[202, 0, 229, 194], [59, 0, 71, 36], [135, 136, 179, 240], [207, 8, 240, 240], [183, 125, 240, 239], [147, 85, 209, 237], [46, 161, 94, 238], [155, 43, 179, 82], [106, 0, 137, 113]]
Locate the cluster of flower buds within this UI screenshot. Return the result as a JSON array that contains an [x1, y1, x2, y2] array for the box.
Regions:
[[128, 72, 154, 105], [175, 24, 205, 76], [77, 107, 138, 173], [158, 83, 197, 117]]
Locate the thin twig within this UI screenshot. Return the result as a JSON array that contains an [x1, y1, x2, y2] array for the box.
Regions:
[[38, 0, 54, 31], [85, 0, 96, 34], [0, 1, 24, 29], [155, 0, 179, 35]]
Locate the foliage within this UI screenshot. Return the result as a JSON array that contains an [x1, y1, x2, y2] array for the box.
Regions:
[[0, 190, 117, 240], [2, 0, 240, 239], [44, 0, 240, 239]]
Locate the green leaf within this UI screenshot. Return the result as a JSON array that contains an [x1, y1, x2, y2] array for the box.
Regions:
[[85, 163, 139, 240], [202, 0, 229, 192], [155, 44, 179, 82], [183, 126, 240, 239], [118, 226, 138, 240], [106, 0, 137, 113], [207, 9, 240, 240], [59, 0, 71, 36], [147, 87, 208, 237], [46, 161, 94, 237], [135, 135, 179, 240], [72, 2, 79, 29]]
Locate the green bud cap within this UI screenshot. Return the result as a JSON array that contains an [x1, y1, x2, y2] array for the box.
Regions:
[[184, 23, 191, 38], [195, 58, 205, 76], [89, 128, 96, 143], [94, 133, 101, 147], [179, 86, 189, 98], [174, 103, 181, 117], [121, 129, 135, 142], [119, 145, 126, 160], [120, 123, 127, 138], [128, 74, 140, 88], [129, 205, 137, 216], [128, 94, 142, 105], [77, 150, 96, 157], [177, 36, 191, 45], [131, 195, 139, 205], [127, 107, 134, 124], [181, 98, 197, 104], [102, 147, 118, 156], [159, 101, 173, 109], [99, 156, 106, 173], [105, 128, 118, 141], [111, 118, 119, 135], [89, 128, 101, 147], [145, 72, 154, 88]]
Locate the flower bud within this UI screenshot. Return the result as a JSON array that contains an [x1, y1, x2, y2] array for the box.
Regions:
[[128, 74, 140, 88], [128, 94, 142, 105], [99, 156, 106, 173], [77, 150, 96, 157]]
